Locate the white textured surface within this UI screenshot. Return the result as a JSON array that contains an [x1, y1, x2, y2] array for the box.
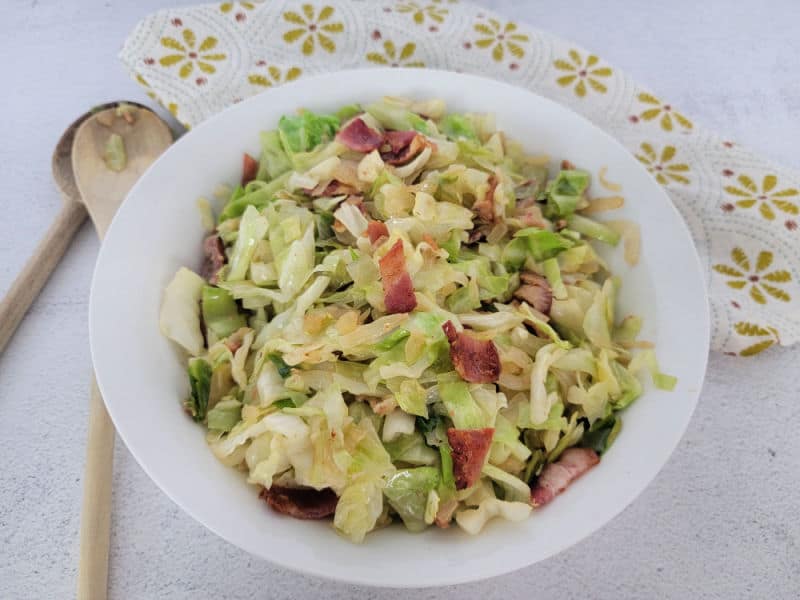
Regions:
[[0, 1, 798, 598]]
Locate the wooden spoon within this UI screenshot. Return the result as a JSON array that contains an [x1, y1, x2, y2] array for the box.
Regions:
[[0, 111, 92, 352], [0, 102, 154, 353], [71, 105, 172, 600]]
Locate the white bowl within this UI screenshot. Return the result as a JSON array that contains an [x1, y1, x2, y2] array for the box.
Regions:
[[90, 68, 709, 587]]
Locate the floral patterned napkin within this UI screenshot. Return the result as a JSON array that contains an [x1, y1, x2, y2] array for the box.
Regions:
[[120, 0, 800, 357]]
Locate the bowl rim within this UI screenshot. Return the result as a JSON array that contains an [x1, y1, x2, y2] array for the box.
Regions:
[[90, 67, 710, 587]]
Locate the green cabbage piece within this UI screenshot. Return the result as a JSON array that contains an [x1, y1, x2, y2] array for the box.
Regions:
[[374, 328, 411, 351], [391, 378, 428, 418], [256, 130, 291, 181], [544, 169, 590, 218], [629, 350, 678, 391], [226, 205, 269, 282], [366, 100, 429, 133], [491, 413, 531, 462], [334, 419, 395, 542], [581, 414, 621, 455], [218, 173, 291, 223], [514, 228, 575, 262], [384, 432, 438, 466], [384, 467, 440, 532], [202, 285, 246, 338], [186, 358, 212, 422], [207, 398, 242, 432], [277, 223, 315, 298], [567, 214, 621, 245], [159, 267, 206, 355], [481, 464, 530, 503], [542, 257, 567, 300], [440, 113, 479, 142], [103, 133, 126, 172], [278, 111, 340, 155], [335, 103, 363, 122], [439, 381, 484, 429]]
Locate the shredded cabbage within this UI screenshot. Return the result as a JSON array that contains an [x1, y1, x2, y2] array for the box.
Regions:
[[160, 96, 675, 542]]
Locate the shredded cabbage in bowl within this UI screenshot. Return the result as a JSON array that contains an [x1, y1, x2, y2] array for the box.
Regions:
[[159, 97, 675, 542]]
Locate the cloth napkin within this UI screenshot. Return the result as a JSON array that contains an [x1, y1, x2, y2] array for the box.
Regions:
[[120, 0, 800, 357]]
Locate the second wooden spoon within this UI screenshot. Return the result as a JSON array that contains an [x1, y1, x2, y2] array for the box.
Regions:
[[71, 105, 172, 600]]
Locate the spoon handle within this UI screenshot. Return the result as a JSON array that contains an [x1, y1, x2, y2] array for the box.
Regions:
[[0, 201, 87, 353], [77, 377, 115, 600]]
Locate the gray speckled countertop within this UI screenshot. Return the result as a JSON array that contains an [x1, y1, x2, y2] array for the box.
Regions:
[[1, 1, 798, 598]]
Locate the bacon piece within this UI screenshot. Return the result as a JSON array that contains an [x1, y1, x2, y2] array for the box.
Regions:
[[381, 130, 425, 165], [379, 239, 417, 313], [472, 175, 498, 223], [241, 153, 259, 186], [384, 130, 417, 153], [259, 485, 339, 519], [514, 272, 553, 315], [530, 447, 599, 507], [337, 117, 384, 152], [201, 234, 226, 284], [367, 220, 389, 245], [447, 428, 495, 490], [561, 159, 576, 170], [442, 321, 501, 384]]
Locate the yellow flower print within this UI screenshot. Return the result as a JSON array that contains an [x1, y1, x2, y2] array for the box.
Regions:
[[554, 50, 612, 97], [635, 93, 692, 132], [159, 29, 226, 78], [283, 4, 344, 55], [724, 173, 799, 221], [635, 143, 690, 185], [367, 41, 425, 67], [474, 18, 529, 62], [733, 321, 780, 357], [220, 1, 256, 12], [220, 1, 257, 21], [134, 74, 158, 102], [396, 2, 448, 25], [713, 247, 792, 305], [248, 62, 302, 87]]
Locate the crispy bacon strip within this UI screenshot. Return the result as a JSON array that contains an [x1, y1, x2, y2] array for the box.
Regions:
[[201, 234, 226, 284], [241, 153, 259, 186], [259, 485, 339, 520], [367, 220, 389, 245], [530, 448, 599, 507], [381, 130, 424, 165], [442, 321, 501, 383], [337, 117, 384, 153], [384, 130, 417, 153], [447, 428, 495, 490], [379, 239, 417, 313], [514, 272, 553, 315]]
